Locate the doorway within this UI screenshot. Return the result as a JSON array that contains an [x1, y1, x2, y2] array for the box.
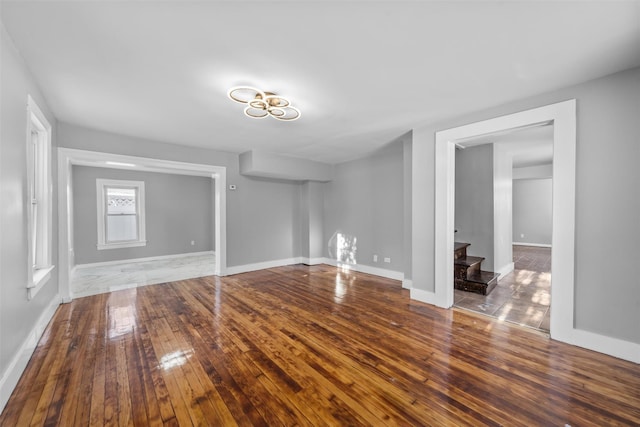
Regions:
[[452, 125, 553, 332], [433, 100, 576, 342], [57, 148, 228, 302]]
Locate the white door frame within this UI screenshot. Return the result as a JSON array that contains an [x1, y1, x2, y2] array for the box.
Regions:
[[57, 147, 227, 302], [436, 102, 576, 336], [433, 99, 640, 363]]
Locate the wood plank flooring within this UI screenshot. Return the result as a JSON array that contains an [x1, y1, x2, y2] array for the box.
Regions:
[[1, 264, 639, 426]]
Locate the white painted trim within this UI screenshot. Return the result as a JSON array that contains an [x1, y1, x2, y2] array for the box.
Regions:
[[74, 251, 215, 270], [0, 294, 60, 413], [226, 257, 405, 283], [410, 288, 437, 305], [26, 95, 54, 298], [402, 279, 413, 289], [57, 148, 227, 301], [513, 242, 552, 248], [322, 258, 404, 281], [225, 258, 303, 276], [495, 262, 514, 278], [97, 241, 147, 251], [300, 257, 325, 266], [434, 100, 580, 351], [561, 328, 640, 364], [28, 265, 55, 300]]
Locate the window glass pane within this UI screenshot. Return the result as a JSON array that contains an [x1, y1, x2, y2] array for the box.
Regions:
[[107, 187, 136, 214], [106, 215, 138, 242]]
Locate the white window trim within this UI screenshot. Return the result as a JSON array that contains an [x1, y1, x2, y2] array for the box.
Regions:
[[26, 95, 54, 300], [96, 179, 147, 250]]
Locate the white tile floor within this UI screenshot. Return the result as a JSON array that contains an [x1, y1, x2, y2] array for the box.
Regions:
[[70, 252, 216, 298]]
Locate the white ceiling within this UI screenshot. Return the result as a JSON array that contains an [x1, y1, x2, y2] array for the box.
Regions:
[[2, 1, 639, 164]]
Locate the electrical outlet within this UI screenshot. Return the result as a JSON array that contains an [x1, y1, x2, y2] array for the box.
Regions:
[[384, 257, 391, 263], [373, 254, 378, 262], [190, 240, 195, 246], [520, 234, 525, 238]]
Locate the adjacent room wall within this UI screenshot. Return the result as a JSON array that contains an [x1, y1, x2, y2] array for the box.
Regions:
[[58, 123, 302, 268], [413, 67, 640, 344], [323, 136, 405, 274], [513, 164, 552, 180], [512, 178, 552, 246], [72, 166, 214, 264], [0, 24, 59, 409], [454, 144, 494, 270]]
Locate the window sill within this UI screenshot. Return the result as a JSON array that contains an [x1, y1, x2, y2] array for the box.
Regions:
[[29, 265, 55, 300], [97, 240, 147, 250]]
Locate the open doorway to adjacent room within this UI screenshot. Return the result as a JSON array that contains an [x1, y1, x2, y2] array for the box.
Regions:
[[58, 148, 227, 302], [452, 125, 553, 332]]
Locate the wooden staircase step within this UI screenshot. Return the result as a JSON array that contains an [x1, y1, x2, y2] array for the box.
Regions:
[[454, 242, 470, 251], [454, 242, 470, 259], [466, 270, 500, 285], [454, 255, 484, 268], [453, 242, 499, 295]]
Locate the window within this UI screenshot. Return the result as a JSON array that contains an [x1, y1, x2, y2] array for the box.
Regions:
[[97, 179, 146, 250], [26, 95, 54, 299]]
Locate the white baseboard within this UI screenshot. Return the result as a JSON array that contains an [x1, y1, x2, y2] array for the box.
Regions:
[[225, 258, 303, 276], [496, 262, 514, 278], [513, 242, 552, 248], [410, 288, 437, 305], [0, 294, 61, 412], [300, 257, 325, 266], [402, 279, 413, 289], [74, 250, 215, 270], [226, 257, 406, 282], [322, 258, 404, 281], [553, 327, 640, 364]]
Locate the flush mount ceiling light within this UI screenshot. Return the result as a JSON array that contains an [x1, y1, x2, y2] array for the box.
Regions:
[[228, 86, 300, 121]]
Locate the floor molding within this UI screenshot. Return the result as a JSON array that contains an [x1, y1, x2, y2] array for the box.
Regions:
[[300, 257, 325, 266], [227, 257, 405, 283], [0, 294, 61, 413], [402, 279, 413, 289], [558, 328, 640, 364], [322, 258, 404, 281], [225, 258, 303, 276], [410, 288, 437, 305], [74, 250, 215, 271], [496, 262, 515, 278], [512, 242, 552, 248]]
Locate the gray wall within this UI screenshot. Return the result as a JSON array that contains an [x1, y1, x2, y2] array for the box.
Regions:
[[72, 166, 214, 264], [0, 24, 59, 395], [323, 138, 405, 272], [300, 181, 324, 260], [513, 178, 553, 246], [58, 123, 302, 267], [455, 144, 495, 270], [413, 67, 640, 343]]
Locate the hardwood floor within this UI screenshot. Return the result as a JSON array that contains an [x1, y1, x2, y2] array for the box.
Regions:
[[1, 264, 639, 426]]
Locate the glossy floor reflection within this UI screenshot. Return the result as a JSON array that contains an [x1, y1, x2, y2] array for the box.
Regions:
[[71, 252, 216, 298], [4, 264, 638, 426], [454, 245, 551, 332]]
